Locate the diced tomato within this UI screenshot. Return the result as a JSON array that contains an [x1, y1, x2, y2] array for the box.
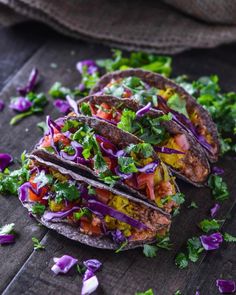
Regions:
[[89, 103, 97, 115], [137, 173, 156, 200], [28, 176, 48, 204], [95, 188, 111, 204], [80, 218, 102, 235], [103, 156, 117, 171], [41, 133, 70, 148], [96, 103, 112, 120], [125, 176, 137, 189]]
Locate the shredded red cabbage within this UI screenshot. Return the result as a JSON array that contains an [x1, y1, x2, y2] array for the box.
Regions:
[[46, 116, 61, 154], [81, 257, 101, 295], [17, 68, 39, 96], [216, 279, 236, 294], [136, 102, 152, 117], [0, 100, 5, 112], [66, 95, 79, 116], [51, 255, 78, 275], [43, 206, 81, 221], [88, 199, 148, 230], [154, 146, 185, 154], [212, 166, 224, 175], [53, 99, 70, 114], [81, 273, 99, 295], [0, 153, 13, 172], [210, 203, 220, 218], [200, 232, 223, 250], [83, 259, 102, 273], [76, 60, 98, 75], [137, 161, 159, 173], [60, 141, 83, 161], [114, 166, 132, 179], [9, 97, 32, 112], [18, 182, 40, 203], [0, 234, 15, 245], [111, 229, 127, 244], [100, 142, 125, 158]]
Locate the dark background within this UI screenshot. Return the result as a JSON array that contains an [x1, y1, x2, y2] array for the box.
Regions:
[[0, 22, 235, 295]]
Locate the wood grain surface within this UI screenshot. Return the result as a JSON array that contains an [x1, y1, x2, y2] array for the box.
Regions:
[[0, 21, 235, 295]]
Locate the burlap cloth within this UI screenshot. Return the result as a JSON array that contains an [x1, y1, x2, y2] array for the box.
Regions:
[[1, 0, 236, 54]]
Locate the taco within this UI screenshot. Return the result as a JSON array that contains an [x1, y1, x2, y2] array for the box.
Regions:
[[19, 155, 171, 249], [90, 69, 219, 162], [77, 95, 210, 186], [32, 115, 180, 215]]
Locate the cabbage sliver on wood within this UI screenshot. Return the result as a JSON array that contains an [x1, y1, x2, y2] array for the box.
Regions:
[[19, 155, 171, 249], [90, 69, 220, 163], [32, 115, 180, 215]]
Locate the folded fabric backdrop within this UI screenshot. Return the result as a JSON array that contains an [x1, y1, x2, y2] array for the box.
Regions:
[[1, 0, 236, 53]]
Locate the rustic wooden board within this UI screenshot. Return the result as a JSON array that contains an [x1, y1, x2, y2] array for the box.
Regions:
[[0, 23, 235, 295]]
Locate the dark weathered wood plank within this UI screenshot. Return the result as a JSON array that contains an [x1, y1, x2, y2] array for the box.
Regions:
[[0, 22, 50, 90]]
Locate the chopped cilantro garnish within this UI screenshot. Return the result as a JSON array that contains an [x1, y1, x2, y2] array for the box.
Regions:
[[0, 151, 29, 195], [135, 289, 154, 295], [80, 102, 92, 116], [208, 175, 229, 202], [96, 49, 172, 77], [143, 244, 158, 258], [48, 82, 73, 98], [198, 219, 222, 233], [187, 237, 204, 262], [223, 232, 236, 242], [37, 121, 48, 134], [32, 237, 45, 250], [73, 208, 90, 220], [118, 157, 138, 174], [125, 143, 154, 158], [33, 171, 53, 189], [54, 182, 80, 203], [172, 193, 185, 205], [188, 201, 198, 209], [156, 235, 172, 250], [118, 109, 170, 145], [31, 203, 46, 215], [175, 252, 188, 269]]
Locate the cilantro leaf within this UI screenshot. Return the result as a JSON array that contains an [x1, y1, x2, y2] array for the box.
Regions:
[[118, 157, 138, 174], [37, 121, 48, 134], [33, 171, 53, 189], [93, 153, 108, 173], [188, 201, 198, 209], [48, 82, 72, 98], [174, 291, 182, 295], [175, 252, 188, 269], [80, 102, 92, 116], [31, 203, 46, 215], [97, 49, 172, 77], [208, 175, 229, 202], [187, 237, 204, 262], [135, 289, 154, 295], [32, 237, 45, 251], [125, 143, 154, 158], [143, 244, 158, 258], [76, 264, 86, 275], [223, 232, 236, 242], [199, 219, 222, 233], [0, 152, 29, 195], [156, 235, 172, 250], [73, 208, 91, 220], [54, 182, 80, 203], [172, 193, 185, 205]]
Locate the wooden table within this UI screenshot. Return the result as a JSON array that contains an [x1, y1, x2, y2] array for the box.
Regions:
[[0, 22, 235, 295]]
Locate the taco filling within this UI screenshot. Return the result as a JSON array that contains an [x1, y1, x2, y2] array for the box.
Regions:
[[79, 100, 209, 184], [36, 116, 178, 214], [19, 160, 170, 243], [99, 76, 217, 155]]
